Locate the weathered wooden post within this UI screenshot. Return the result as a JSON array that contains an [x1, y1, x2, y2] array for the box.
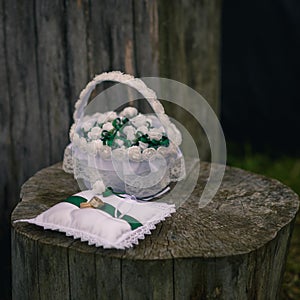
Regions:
[[11, 162, 299, 299], [2, 1, 221, 297], [159, 0, 222, 157]]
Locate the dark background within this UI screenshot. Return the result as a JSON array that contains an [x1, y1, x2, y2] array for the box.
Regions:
[[222, 0, 300, 154], [222, 2, 300, 298]]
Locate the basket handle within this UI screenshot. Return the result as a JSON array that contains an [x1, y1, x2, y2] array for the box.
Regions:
[[73, 71, 165, 122]]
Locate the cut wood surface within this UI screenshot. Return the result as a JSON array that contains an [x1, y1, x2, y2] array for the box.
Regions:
[[11, 161, 299, 299]]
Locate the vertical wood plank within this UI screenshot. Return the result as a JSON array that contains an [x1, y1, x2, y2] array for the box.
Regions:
[[121, 259, 174, 300], [88, 0, 137, 109], [159, 0, 221, 109], [133, 0, 159, 77], [88, 0, 109, 75], [35, 0, 70, 162], [95, 249, 123, 300], [250, 223, 294, 300], [174, 257, 249, 299], [132, 0, 159, 112], [0, 7, 12, 298], [65, 0, 89, 114], [173, 224, 294, 299], [1, 1, 41, 298], [158, 0, 222, 158], [68, 241, 98, 300], [0, 0, 11, 214], [38, 234, 73, 300], [4, 0, 46, 183], [11, 224, 43, 300]]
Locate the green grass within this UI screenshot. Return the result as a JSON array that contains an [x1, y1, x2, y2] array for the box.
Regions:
[[228, 144, 300, 194], [227, 143, 300, 299]]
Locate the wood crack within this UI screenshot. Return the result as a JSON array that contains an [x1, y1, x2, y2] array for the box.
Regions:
[[2, 0, 17, 185], [131, 0, 138, 76], [33, 0, 50, 164], [62, 0, 73, 124]]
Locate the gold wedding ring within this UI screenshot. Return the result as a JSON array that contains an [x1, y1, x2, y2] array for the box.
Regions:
[[80, 196, 105, 209], [89, 196, 105, 208], [80, 202, 92, 208]]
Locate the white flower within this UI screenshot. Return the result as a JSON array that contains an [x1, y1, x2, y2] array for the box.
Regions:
[[136, 126, 148, 135], [88, 126, 102, 140], [102, 122, 114, 131], [131, 114, 147, 128], [120, 107, 138, 119], [138, 141, 148, 150], [148, 127, 164, 140], [94, 140, 103, 153], [105, 111, 118, 121], [81, 120, 95, 132], [92, 180, 106, 194], [142, 148, 156, 160], [123, 125, 135, 135], [97, 113, 107, 124], [128, 146, 142, 161], [95, 139, 103, 148], [123, 125, 136, 141], [127, 133, 136, 141], [157, 146, 168, 157], [87, 140, 103, 155], [99, 145, 111, 159], [115, 139, 124, 147]]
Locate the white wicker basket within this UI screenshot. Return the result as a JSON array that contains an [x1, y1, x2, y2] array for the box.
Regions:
[[63, 71, 185, 199]]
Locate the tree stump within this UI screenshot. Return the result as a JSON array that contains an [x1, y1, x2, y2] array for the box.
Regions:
[[11, 162, 299, 300]]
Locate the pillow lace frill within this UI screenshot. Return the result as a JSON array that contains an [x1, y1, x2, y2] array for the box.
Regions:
[[15, 203, 175, 249]]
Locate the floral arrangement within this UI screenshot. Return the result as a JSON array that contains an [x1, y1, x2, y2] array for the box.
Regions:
[[70, 106, 181, 162], [63, 71, 185, 198]]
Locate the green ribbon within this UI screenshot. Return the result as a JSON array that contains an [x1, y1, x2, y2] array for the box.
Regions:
[[101, 130, 115, 146], [64, 195, 142, 230], [133, 133, 169, 149], [102, 187, 125, 198], [98, 203, 142, 230], [82, 116, 170, 150], [112, 117, 129, 130], [65, 196, 86, 207], [101, 117, 129, 147]]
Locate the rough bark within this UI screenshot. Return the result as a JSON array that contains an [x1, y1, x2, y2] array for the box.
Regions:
[[11, 162, 299, 299]]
